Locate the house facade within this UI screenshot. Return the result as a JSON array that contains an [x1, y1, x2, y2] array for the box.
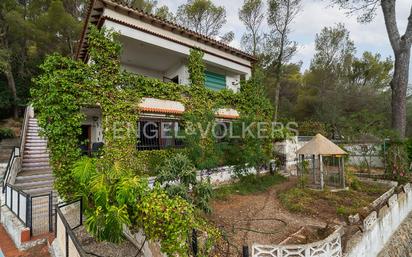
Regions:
[[77, 0, 256, 153]]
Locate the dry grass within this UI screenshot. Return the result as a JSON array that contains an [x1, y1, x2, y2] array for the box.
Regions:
[[278, 181, 389, 218]]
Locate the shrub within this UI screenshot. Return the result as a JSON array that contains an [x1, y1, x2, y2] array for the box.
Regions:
[[213, 173, 286, 200], [385, 142, 410, 182], [0, 127, 14, 140], [156, 153, 213, 212], [345, 168, 361, 190], [298, 121, 329, 136]]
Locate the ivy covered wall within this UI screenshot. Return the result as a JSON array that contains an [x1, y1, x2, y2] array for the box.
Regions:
[[31, 26, 280, 255]]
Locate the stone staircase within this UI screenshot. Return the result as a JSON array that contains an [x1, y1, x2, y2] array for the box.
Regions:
[[14, 117, 57, 201]]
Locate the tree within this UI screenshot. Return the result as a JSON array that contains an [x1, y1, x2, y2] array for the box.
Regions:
[[124, 0, 158, 13], [123, 0, 174, 20], [331, 0, 412, 138], [308, 24, 355, 136], [265, 0, 301, 121], [0, 0, 83, 119], [239, 0, 265, 56], [176, 0, 227, 37], [154, 5, 175, 21], [294, 25, 393, 139], [220, 31, 235, 44]]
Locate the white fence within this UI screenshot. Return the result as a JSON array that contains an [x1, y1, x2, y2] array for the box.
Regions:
[[252, 227, 342, 257]]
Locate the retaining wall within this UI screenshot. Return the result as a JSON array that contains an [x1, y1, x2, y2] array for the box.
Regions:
[[344, 183, 412, 257]]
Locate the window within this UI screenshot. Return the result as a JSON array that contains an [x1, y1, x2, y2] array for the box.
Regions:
[[137, 119, 183, 150], [205, 71, 226, 90]]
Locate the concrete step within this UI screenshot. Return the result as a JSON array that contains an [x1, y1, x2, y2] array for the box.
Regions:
[[25, 140, 44, 144], [26, 133, 41, 136], [21, 166, 51, 172], [22, 163, 50, 170], [25, 141, 46, 144], [23, 153, 49, 159], [23, 186, 53, 196], [23, 158, 50, 164], [24, 145, 47, 150], [16, 173, 53, 182], [24, 150, 48, 155], [25, 137, 44, 141], [25, 142, 47, 146], [24, 148, 48, 153], [14, 179, 54, 190]]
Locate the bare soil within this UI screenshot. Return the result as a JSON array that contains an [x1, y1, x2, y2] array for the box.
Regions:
[[207, 177, 337, 256], [73, 226, 139, 257]]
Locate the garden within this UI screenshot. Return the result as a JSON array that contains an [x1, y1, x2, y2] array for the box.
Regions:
[[30, 25, 411, 257], [204, 173, 391, 256]]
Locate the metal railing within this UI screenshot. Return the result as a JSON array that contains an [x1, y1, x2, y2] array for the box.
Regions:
[[55, 200, 86, 257], [2, 105, 32, 190], [4, 183, 29, 226], [30, 192, 53, 236], [19, 105, 32, 161], [2, 147, 20, 191]]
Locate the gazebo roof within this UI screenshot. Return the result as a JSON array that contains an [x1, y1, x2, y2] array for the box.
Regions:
[[296, 133, 347, 156]]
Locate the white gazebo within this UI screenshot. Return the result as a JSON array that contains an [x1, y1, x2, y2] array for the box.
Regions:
[[296, 134, 347, 190]]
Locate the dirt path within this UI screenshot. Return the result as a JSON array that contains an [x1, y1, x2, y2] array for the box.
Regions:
[[208, 178, 330, 256]]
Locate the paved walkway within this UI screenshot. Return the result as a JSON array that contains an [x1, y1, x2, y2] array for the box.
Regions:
[[0, 225, 51, 257]]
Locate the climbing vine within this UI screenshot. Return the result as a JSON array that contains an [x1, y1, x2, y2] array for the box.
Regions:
[[32, 25, 281, 255]]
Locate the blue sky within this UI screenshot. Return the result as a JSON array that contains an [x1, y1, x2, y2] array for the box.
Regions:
[[158, 0, 412, 82]]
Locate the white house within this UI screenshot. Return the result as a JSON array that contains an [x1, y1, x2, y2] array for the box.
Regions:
[[76, 0, 256, 153]]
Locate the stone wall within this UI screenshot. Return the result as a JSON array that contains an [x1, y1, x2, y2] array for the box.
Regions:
[[344, 183, 412, 257]]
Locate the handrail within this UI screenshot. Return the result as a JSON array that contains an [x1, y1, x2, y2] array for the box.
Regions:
[[4, 183, 29, 226], [56, 201, 87, 257], [5, 182, 28, 197], [19, 105, 33, 161], [2, 147, 18, 192], [2, 105, 32, 191]]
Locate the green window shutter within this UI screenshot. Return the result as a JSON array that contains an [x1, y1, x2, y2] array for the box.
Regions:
[[205, 71, 226, 90]]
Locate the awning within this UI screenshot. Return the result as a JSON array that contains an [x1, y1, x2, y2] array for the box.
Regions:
[[139, 97, 185, 115], [215, 108, 240, 119]]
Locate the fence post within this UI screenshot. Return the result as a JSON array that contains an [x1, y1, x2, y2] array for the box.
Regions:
[[25, 195, 29, 228], [17, 190, 20, 217], [49, 192, 53, 232], [55, 206, 58, 237], [65, 230, 69, 257], [243, 245, 249, 257], [191, 229, 198, 257], [10, 187, 13, 211], [28, 196, 32, 236], [79, 198, 83, 226]]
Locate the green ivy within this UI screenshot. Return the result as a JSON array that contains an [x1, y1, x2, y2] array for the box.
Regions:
[[32, 25, 280, 255]]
